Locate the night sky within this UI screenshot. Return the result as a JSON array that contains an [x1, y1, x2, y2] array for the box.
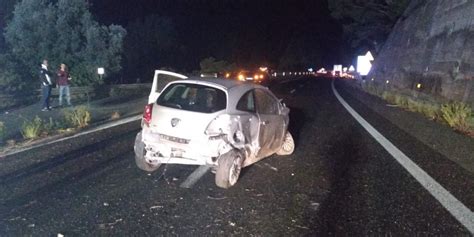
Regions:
[[90, 0, 344, 71]]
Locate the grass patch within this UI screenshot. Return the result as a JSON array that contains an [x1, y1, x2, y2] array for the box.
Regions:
[[21, 116, 43, 139], [64, 106, 91, 128], [420, 103, 440, 120], [362, 82, 383, 97], [382, 91, 397, 104], [394, 94, 409, 108], [440, 102, 472, 133], [378, 89, 441, 121]]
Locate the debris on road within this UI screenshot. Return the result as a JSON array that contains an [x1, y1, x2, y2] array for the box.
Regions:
[[264, 163, 278, 172], [294, 224, 310, 229], [98, 219, 123, 229], [207, 195, 227, 200], [150, 205, 164, 210], [7, 216, 22, 221], [310, 202, 320, 211]]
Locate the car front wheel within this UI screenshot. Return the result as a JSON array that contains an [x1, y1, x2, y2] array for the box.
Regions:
[[134, 132, 161, 172], [276, 131, 295, 155], [215, 150, 243, 189]]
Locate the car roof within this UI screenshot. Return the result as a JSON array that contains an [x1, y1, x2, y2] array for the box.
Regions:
[[166, 77, 272, 113]]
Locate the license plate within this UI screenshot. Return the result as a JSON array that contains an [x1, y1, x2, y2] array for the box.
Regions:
[[170, 148, 185, 158]]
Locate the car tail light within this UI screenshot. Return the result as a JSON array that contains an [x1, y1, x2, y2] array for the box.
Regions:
[[143, 103, 153, 126], [253, 74, 259, 80]]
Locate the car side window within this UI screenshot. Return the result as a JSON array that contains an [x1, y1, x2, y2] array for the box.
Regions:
[[255, 89, 278, 115], [236, 90, 256, 112]]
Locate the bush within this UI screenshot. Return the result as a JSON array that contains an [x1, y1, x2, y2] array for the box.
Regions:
[[440, 102, 472, 132], [382, 91, 397, 104], [21, 116, 43, 139], [64, 106, 91, 128], [407, 98, 421, 112], [420, 103, 440, 120]]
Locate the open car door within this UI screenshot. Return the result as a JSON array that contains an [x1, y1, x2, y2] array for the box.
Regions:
[[148, 70, 188, 104]]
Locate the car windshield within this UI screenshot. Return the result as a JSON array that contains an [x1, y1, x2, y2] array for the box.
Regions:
[[157, 83, 226, 113]]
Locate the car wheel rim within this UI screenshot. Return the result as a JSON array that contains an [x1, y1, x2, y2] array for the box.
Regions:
[[282, 133, 294, 152], [229, 156, 242, 185]]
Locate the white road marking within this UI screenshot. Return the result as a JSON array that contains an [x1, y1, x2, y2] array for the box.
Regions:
[[2, 115, 142, 157], [180, 165, 211, 188], [332, 81, 474, 234]]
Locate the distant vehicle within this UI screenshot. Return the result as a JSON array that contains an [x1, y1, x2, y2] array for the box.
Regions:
[[134, 73, 295, 188], [235, 70, 268, 83], [200, 72, 218, 78]]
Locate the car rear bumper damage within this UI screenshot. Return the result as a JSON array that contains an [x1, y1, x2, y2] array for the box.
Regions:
[[142, 130, 226, 166]]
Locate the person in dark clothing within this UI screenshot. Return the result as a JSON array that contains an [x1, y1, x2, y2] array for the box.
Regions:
[[56, 63, 72, 106], [39, 59, 53, 111]]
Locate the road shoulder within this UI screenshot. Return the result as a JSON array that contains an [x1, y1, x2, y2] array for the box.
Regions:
[[335, 80, 474, 174]]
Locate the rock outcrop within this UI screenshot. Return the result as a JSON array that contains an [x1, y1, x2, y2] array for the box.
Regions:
[[370, 0, 474, 105]]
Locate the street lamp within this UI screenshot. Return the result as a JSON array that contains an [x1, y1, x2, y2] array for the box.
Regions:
[[98, 67, 105, 80]]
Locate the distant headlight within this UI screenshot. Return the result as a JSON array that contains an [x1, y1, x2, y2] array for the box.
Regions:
[[259, 74, 264, 79], [238, 74, 245, 81], [254, 74, 259, 80]]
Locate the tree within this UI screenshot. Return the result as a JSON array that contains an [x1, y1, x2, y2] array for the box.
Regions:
[[3, 0, 126, 86], [122, 15, 182, 82], [329, 0, 409, 54], [0, 0, 19, 53]]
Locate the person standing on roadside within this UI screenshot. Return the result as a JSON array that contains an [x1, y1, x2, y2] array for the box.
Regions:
[[40, 59, 53, 111], [57, 63, 72, 107]]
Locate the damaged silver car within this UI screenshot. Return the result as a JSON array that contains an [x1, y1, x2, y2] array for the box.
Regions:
[[134, 70, 295, 188]]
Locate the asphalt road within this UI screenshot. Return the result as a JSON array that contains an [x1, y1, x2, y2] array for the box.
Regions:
[[0, 77, 472, 235]]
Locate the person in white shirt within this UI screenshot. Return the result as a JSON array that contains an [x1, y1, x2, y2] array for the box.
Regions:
[[39, 59, 53, 111]]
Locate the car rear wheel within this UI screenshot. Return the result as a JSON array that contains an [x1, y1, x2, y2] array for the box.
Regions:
[[215, 150, 243, 189], [276, 131, 295, 155], [134, 132, 161, 172]]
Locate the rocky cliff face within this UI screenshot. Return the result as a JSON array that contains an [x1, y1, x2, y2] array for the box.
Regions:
[[370, 0, 474, 105]]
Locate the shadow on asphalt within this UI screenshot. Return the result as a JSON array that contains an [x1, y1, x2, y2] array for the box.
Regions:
[[312, 130, 362, 234], [288, 106, 306, 146]]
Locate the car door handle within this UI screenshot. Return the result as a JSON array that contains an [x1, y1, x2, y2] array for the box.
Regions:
[[261, 120, 270, 125]]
